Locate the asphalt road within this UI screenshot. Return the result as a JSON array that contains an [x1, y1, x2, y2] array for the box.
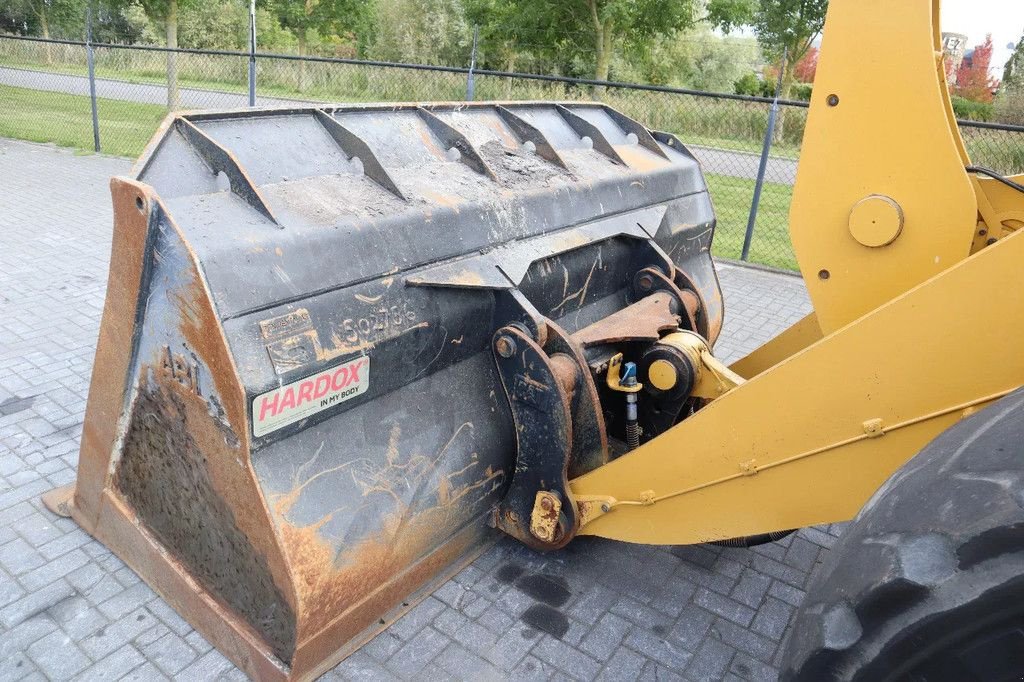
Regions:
[[0, 65, 800, 183]]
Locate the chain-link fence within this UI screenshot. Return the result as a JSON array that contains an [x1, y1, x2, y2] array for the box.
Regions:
[[2, 33, 1022, 273]]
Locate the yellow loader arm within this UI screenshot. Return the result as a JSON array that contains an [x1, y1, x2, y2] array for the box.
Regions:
[[570, 0, 1024, 544]]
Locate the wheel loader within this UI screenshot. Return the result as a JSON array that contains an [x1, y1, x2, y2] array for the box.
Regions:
[[43, 0, 1024, 679]]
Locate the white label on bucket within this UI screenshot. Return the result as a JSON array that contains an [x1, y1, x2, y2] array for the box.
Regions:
[[252, 356, 369, 437]]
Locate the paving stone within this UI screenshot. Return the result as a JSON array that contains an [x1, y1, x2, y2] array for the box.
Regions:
[[0, 650, 37, 682], [139, 631, 197, 676], [669, 605, 717, 650], [729, 652, 778, 682], [363, 629, 404, 662], [750, 597, 795, 642], [144, 598, 192, 637], [481, 622, 537, 669], [767, 580, 806, 608], [0, 579, 74, 629], [321, 651, 399, 682], [18, 548, 89, 591], [36, 528, 90, 561], [120, 662, 170, 681], [694, 587, 757, 627], [598, 645, 646, 681], [26, 629, 90, 680], [578, 612, 631, 662], [183, 629, 213, 655], [639, 660, 686, 682], [708, 618, 778, 664], [0, 570, 27, 609], [74, 645, 146, 681], [624, 626, 695, 671], [96, 582, 157, 620], [512, 655, 559, 682], [532, 636, 602, 681], [432, 607, 471, 637], [434, 642, 503, 679], [384, 626, 449, 678], [452, 618, 500, 657], [47, 595, 108, 640], [0, 537, 45, 576], [14, 512, 64, 548], [388, 595, 445, 641], [0, 614, 58, 665], [78, 607, 157, 660], [476, 604, 515, 635], [610, 595, 674, 631], [684, 637, 737, 681]]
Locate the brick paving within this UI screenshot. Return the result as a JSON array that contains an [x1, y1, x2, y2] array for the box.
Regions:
[[0, 138, 839, 681]]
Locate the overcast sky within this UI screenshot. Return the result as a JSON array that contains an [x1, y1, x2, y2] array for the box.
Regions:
[[940, 0, 1022, 75]]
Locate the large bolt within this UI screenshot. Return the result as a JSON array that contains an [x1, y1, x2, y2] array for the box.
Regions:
[[540, 496, 553, 511], [495, 335, 517, 358], [637, 273, 654, 291]]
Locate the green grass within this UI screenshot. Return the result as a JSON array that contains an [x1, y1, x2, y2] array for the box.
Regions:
[[0, 84, 165, 157], [706, 173, 797, 271]]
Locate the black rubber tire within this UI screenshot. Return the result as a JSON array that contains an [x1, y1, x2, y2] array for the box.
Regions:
[[781, 388, 1024, 682]]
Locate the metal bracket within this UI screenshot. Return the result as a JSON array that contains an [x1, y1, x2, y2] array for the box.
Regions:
[[491, 326, 579, 550]]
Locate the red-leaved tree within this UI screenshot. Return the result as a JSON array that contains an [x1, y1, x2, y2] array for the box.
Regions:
[[955, 35, 1000, 103], [794, 46, 818, 83]]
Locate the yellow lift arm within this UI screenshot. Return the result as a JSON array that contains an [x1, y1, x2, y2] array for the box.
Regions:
[[570, 0, 1024, 544]]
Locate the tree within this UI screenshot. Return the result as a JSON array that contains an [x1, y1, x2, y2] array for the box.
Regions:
[[6, 0, 86, 62], [617, 29, 759, 93], [995, 33, 1024, 125], [955, 35, 999, 103], [268, 0, 368, 91], [706, 0, 828, 98], [464, 0, 697, 89], [1002, 33, 1023, 91], [363, 0, 471, 66], [91, 2, 159, 45], [139, 0, 199, 109], [176, 0, 295, 52], [793, 44, 817, 82]]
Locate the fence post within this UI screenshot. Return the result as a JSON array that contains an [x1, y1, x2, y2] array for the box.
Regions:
[[248, 0, 257, 107], [86, 4, 101, 153], [741, 49, 787, 262], [466, 26, 479, 101]]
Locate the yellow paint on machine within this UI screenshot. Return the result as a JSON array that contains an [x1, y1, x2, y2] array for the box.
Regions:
[[570, 0, 1024, 545]]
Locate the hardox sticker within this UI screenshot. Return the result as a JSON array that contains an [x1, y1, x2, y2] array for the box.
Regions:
[[252, 356, 369, 437]]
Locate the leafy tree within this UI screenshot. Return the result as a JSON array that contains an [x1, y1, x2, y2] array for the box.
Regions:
[[793, 44, 817, 82], [177, 0, 295, 52], [618, 29, 759, 93], [138, 0, 199, 108], [995, 33, 1024, 125], [268, 0, 368, 90], [464, 0, 698, 88], [1002, 33, 1023, 91], [91, 2, 159, 45], [734, 71, 773, 97], [4, 0, 86, 61], [706, 0, 828, 98], [954, 35, 999, 104], [364, 0, 471, 66]]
